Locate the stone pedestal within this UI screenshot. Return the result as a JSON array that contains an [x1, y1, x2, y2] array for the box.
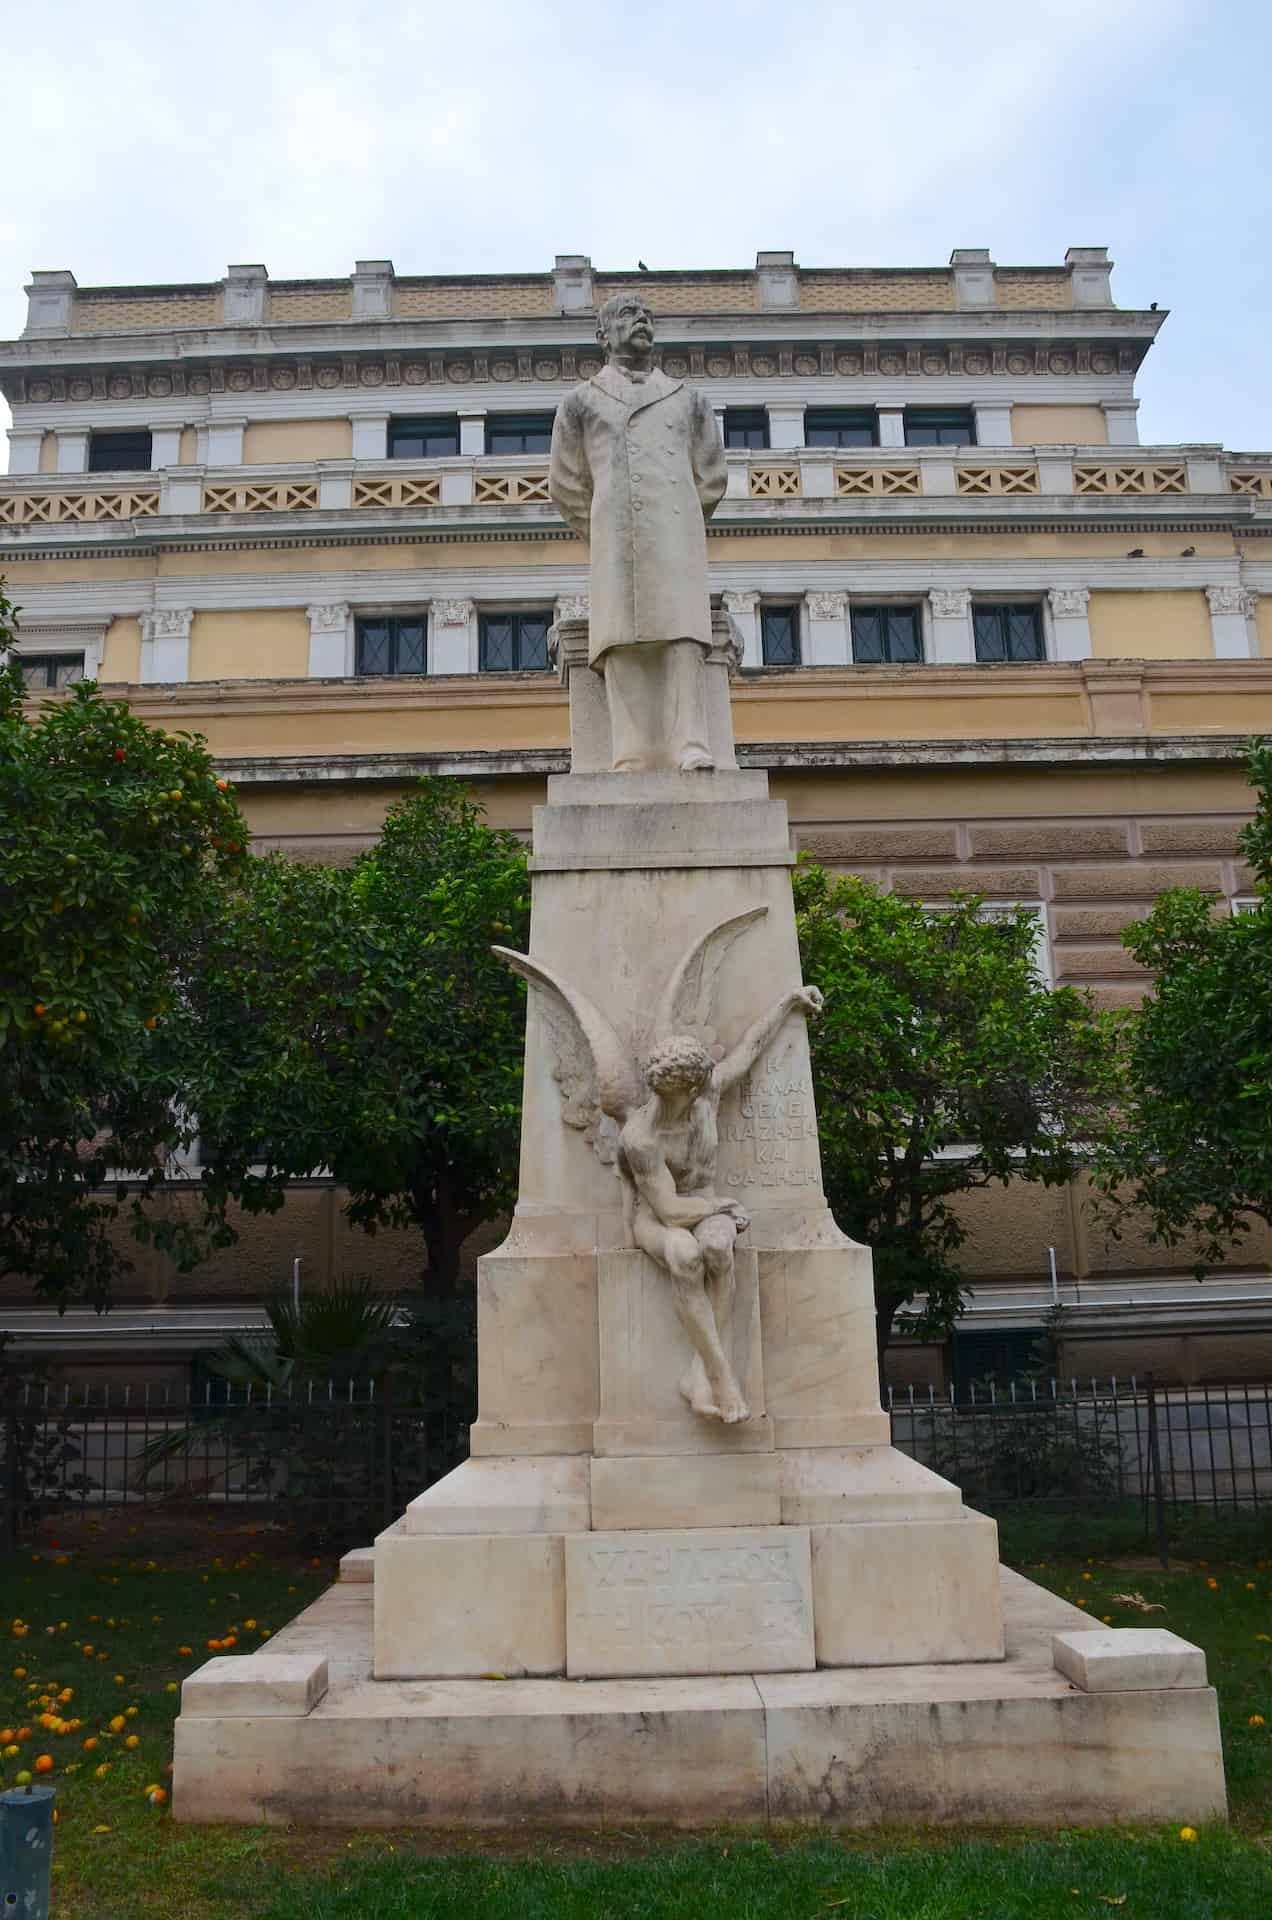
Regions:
[[176, 626, 1224, 1826], [371, 753, 1004, 1682]]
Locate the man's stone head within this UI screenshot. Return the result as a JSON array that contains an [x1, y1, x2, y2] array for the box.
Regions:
[[643, 1034, 714, 1096], [597, 292, 654, 358]]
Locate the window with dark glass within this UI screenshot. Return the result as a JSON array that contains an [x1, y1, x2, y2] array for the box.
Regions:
[[850, 605, 923, 665], [484, 413, 555, 456], [805, 408, 878, 449], [354, 615, 427, 676], [972, 603, 1045, 663], [88, 429, 153, 473], [722, 408, 769, 451], [388, 415, 461, 459], [903, 408, 976, 447], [16, 653, 85, 689], [760, 604, 801, 667], [478, 609, 551, 672]]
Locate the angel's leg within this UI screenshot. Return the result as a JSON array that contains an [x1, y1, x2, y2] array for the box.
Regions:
[[632, 1209, 747, 1422], [682, 1214, 741, 1415]]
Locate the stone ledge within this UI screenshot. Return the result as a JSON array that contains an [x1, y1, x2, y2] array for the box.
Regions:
[[1053, 1628, 1208, 1693], [181, 1653, 329, 1718]]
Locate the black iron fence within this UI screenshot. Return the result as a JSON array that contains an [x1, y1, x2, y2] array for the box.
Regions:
[[3, 1373, 1271, 1553], [0, 1377, 468, 1553]]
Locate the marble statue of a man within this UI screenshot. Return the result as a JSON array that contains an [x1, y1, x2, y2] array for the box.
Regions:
[[548, 293, 728, 772]]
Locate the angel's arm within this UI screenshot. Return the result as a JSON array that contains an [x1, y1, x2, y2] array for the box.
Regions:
[[493, 945, 641, 1121], [623, 1134, 727, 1230], [712, 986, 823, 1095]]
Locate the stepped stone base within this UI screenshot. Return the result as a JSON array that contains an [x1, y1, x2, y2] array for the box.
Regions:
[[173, 1569, 1226, 1829]]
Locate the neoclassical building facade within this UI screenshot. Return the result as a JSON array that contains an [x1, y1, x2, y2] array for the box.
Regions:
[[5, 245, 1272, 1381]]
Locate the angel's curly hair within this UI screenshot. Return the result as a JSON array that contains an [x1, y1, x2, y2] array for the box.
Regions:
[[643, 1034, 714, 1095]]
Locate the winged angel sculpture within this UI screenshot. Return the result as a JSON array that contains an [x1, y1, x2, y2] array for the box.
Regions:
[[495, 910, 822, 1425]]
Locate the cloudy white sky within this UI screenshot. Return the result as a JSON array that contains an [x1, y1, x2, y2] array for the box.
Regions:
[[2, 0, 1270, 457]]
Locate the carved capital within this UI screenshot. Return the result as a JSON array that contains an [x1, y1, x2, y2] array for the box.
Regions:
[[140, 608, 193, 642], [1048, 588, 1090, 618], [929, 588, 971, 620], [722, 590, 760, 614], [555, 593, 590, 622], [434, 598, 474, 626], [805, 591, 847, 621], [306, 602, 349, 633], [1206, 585, 1255, 617]]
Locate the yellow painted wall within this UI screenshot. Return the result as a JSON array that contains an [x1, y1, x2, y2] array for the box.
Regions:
[[38, 433, 57, 474], [178, 427, 198, 465], [1011, 405, 1108, 447], [100, 616, 141, 682], [187, 609, 310, 682], [1256, 596, 1272, 660], [242, 419, 352, 464], [1088, 590, 1213, 660]]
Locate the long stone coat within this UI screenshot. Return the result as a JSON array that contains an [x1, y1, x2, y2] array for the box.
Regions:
[[548, 364, 727, 666]]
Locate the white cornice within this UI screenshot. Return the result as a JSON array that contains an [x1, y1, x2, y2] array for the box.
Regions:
[[0, 307, 1165, 378]]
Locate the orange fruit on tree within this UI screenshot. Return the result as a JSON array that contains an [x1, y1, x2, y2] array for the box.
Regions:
[[34, 1754, 54, 1774]]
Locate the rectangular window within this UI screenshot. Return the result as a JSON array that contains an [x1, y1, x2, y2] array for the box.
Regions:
[[354, 615, 427, 677], [15, 653, 85, 689], [484, 413, 555, 457], [88, 429, 153, 473], [388, 415, 461, 459], [805, 407, 878, 449], [903, 408, 976, 448], [973, 603, 1045, 663], [850, 604, 923, 665], [760, 604, 801, 667], [722, 408, 769, 451], [478, 609, 551, 672]]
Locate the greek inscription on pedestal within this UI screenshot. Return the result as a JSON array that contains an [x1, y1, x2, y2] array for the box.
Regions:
[[566, 1528, 815, 1677]]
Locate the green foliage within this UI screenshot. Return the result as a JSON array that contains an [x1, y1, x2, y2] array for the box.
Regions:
[[175, 778, 529, 1294], [794, 864, 1119, 1353], [1098, 739, 1272, 1262], [0, 578, 249, 1305], [206, 1277, 403, 1390]]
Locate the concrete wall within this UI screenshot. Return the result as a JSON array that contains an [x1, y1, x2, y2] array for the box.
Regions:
[[241, 419, 352, 464], [1012, 405, 1108, 445], [1088, 590, 1213, 660]]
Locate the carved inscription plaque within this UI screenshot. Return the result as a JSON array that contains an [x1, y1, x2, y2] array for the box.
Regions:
[[721, 1048, 822, 1195], [565, 1526, 815, 1677]]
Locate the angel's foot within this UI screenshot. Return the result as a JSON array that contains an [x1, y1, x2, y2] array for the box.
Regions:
[[678, 749, 714, 772], [718, 1388, 751, 1425], [681, 1359, 720, 1420]]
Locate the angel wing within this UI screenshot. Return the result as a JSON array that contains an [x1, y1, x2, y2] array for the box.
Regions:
[[493, 947, 644, 1140], [650, 907, 768, 1061]]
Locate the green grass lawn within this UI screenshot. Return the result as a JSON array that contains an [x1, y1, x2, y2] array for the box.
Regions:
[[2, 1517, 1270, 1918]]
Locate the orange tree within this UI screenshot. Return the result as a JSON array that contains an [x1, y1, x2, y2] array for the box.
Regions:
[[794, 863, 1120, 1361], [0, 579, 249, 1306], [171, 779, 530, 1300]]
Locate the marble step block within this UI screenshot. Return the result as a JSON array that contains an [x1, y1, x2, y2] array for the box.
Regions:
[[374, 1529, 565, 1680], [810, 1513, 1004, 1667], [1053, 1628, 1208, 1692], [594, 1248, 772, 1456], [590, 1451, 781, 1530], [405, 1455, 590, 1536], [565, 1525, 815, 1679]]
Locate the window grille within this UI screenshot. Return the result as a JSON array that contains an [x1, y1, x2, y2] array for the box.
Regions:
[[484, 414, 555, 457], [850, 605, 923, 665], [88, 430, 153, 473], [388, 416, 461, 459], [972, 603, 1045, 663], [904, 409, 976, 448], [478, 610, 551, 672], [805, 408, 877, 449], [722, 408, 769, 451], [354, 615, 427, 677], [760, 604, 801, 667]]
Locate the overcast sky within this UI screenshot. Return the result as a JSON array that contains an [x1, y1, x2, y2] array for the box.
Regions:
[[3, 0, 1270, 459]]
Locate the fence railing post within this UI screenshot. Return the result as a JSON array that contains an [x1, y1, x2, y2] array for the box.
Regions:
[[1145, 1372, 1170, 1570]]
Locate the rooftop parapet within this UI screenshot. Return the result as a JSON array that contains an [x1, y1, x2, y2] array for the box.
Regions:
[[18, 249, 1117, 341]]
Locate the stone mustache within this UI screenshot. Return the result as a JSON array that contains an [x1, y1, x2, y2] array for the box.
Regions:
[[496, 909, 822, 1425]]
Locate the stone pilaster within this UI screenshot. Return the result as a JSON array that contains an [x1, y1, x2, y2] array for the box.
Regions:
[[1048, 587, 1092, 662], [928, 588, 974, 664], [803, 591, 849, 667], [950, 248, 995, 309], [352, 260, 394, 321], [1207, 585, 1256, 660], [722, 590, 762, 669], [223, 264, 267, 326], [431, 598, 476, 675], [307, 603, 351, 677], [139, 608, 193, 684], [23, 270, 76, 337]]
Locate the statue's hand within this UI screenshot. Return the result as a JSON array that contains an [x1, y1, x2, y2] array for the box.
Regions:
[[719, 1200, 751, 1233], [793, 985, 824, 1019]]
